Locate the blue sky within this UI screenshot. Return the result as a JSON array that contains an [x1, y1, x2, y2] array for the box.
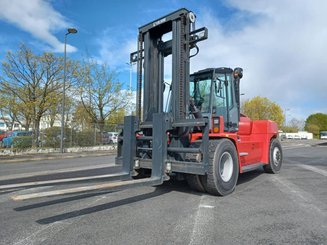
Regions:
[[0, 0, 326, 123]]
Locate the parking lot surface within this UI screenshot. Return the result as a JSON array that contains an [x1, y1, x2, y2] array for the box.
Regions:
[[0, 141, 326, 244]]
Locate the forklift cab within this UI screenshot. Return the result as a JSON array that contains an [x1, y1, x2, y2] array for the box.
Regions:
[[190, 67, 242, 132]]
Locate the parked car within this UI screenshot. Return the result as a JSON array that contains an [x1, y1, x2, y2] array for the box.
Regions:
[[108, 132, 118, 144], [0, 130, 6, 142], [99, 132, 119, 144], [108, 132, 119, 144], [2, 131, 33, 148], [320, 131, 327, 139], [293, 135, 301, 140], [99, 132, 110, 145]]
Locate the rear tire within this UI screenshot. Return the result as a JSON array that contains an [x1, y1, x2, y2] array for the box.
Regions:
[[203, 139, 239, 196], [186, 174, 206, 193], [264, 138, 283, 174]]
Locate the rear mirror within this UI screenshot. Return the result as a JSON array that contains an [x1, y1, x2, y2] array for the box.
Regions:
[[233, 67, 243, 79]]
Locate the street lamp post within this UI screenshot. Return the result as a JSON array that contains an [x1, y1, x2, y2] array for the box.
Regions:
[[284, 108, 290, 127], [60, 28, 77, 154]]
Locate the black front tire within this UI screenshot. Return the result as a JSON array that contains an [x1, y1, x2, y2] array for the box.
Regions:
[[204, 139, 239, 196], [264, 138, 283, 174]]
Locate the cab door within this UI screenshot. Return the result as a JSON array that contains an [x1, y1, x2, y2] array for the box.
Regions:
[[212, 72, 238, 132]]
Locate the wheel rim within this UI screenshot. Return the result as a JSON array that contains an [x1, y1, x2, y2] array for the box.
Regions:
[[273, 147, 281, 166], [219, 152, 233, 182]]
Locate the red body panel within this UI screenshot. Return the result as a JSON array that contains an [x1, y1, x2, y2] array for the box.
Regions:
[[190, 115, 278, 173], [237, 117, 278, 171]]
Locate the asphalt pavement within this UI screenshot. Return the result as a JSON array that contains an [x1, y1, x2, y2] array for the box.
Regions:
[[0, 140, 326, 245]]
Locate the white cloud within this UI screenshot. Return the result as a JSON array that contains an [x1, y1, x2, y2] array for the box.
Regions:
[[0, 0, 77, 52], [95, 29, 137, 69], [191, 0, 327, 120], [92, 1, 326, 120]]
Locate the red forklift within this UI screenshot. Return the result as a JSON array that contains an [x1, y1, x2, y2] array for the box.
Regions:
[[9, 8, 282, 200]]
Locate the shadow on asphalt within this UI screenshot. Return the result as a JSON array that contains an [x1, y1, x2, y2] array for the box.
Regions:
[[14, 180, 187, 213], [14, 180, 199, 225], [35, 187, 172, 225], [237, 169, 264, 186], [15, 171, 264, 225]]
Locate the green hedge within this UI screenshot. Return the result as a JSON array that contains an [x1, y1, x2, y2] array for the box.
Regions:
[[42, 127, 71, 148], [13, 136, 33, 149], [75, 130, 95, 146], [42, 127, 97, 147]]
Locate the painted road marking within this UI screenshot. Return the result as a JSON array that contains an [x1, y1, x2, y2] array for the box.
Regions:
[[296, 164, 327, 177], [271, 176, 326, 217], [12, 192, 110, 245], [189, 195, 216, 245]]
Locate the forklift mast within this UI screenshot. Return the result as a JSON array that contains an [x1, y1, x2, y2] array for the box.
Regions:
[[131, 8, 208, 123]]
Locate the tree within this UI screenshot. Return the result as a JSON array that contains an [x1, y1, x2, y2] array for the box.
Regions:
[[305, 124, 320, 137], [304, 113, 327, 137], [106, 108, 126, 131], [288, 118, 304, 131], [0, 44, 66, 146], [75, 60, 132, 134], [0, 94, 17, 130], [0, 88, 31, 130], [280, 117, 304, 133], [241, 96, 284, 127], [72, 102, 94, 130], [280, 126, 298, 133]]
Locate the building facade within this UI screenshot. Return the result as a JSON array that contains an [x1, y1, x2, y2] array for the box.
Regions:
[[0, 118, 23, 131]]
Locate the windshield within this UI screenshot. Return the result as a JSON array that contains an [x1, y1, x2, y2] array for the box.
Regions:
[[190, 73, 232, 115]]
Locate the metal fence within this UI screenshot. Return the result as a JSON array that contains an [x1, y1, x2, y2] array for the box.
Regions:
[[0, 123, 122, 150]]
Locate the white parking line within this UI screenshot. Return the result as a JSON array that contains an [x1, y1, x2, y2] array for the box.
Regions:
[[199, 204, 214, 209], [271, 176, 326, 217], [296, 164, 327, 177], [13, 222, 63, 245], [189, 195, 215, 245], [12, 192, 110, 245]]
